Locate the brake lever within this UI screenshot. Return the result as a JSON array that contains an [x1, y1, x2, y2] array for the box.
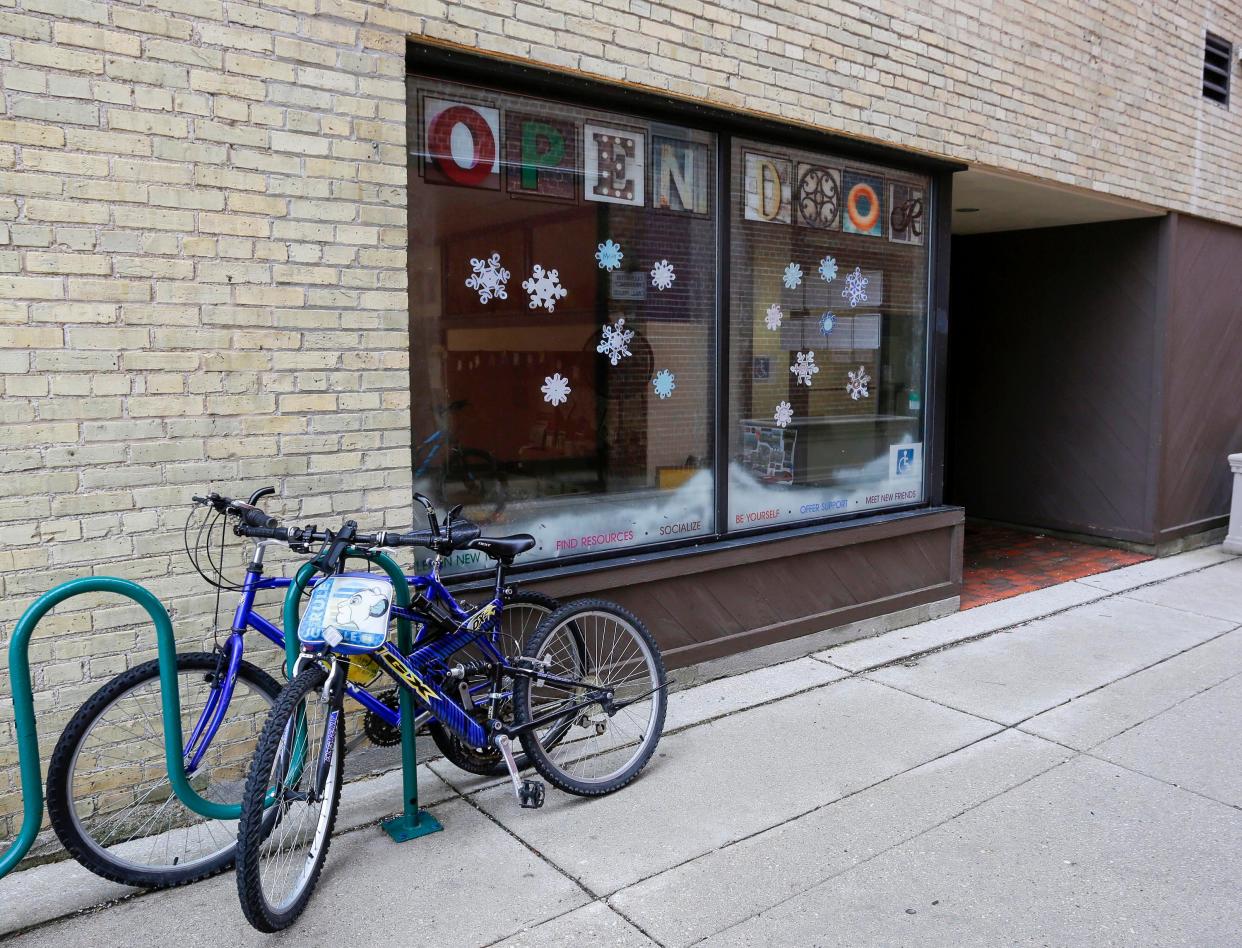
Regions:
[[414, 492, 441, 540], [442, 504, 462, 549]]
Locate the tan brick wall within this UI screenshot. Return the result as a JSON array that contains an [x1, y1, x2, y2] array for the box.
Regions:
[[1, 0, 1240, 848]]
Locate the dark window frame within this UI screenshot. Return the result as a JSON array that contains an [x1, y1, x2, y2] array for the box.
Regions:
[[1204, 32, 1232, 105], [406, 40, 962, 582]]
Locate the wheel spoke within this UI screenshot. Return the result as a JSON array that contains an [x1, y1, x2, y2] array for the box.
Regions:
[[519, 605, 665, 790], [52, 657, 275, 883]]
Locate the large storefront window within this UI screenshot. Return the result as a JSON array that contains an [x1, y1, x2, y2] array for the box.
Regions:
[[408, 77, 717, 571], [407, 69, 934, 573], [727, 140, 929, 531]]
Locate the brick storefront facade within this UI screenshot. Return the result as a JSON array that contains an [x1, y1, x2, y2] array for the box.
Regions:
[[1, 0, 1240, 843]]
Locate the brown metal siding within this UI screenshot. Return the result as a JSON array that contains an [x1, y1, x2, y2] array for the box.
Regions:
[[947, 219, 1163, 543], [1157, 214, 1242, 541], [529, 509, 963, 667]]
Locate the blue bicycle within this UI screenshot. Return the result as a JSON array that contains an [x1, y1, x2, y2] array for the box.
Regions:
[[43, 490, 556, 889], [231, 507, 668, 931], [412, 399, 508, 524]]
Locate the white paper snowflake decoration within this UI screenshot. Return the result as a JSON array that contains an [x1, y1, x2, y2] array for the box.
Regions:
[[773, 400, 793, 428], [841, 266, 869, 308], [818, 311, 836, 336], [650, 259, 676, 291], [652, 369, 676, 399], [522, 264, 568, 312], [596, 316, 634, 366], [595, 239, 623, 271], [464, 252, 510, 304], [540, 373, 571, 406], [790, 350, 819, 387], [764, 303, 783, 331], [782, 262, 803, 289], [846, 365, 871, 400], [818, 255, 838, 283]]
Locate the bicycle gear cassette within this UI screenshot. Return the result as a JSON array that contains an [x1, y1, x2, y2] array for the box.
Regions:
[[362, 688, 402, 747]]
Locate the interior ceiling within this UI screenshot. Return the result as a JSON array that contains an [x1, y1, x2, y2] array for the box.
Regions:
[[951, 168, 1165, 235]]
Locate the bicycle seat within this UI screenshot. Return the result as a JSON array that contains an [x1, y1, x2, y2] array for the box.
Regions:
[[467, 534, 536, 562]]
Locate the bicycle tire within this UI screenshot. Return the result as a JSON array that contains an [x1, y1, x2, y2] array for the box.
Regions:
[[514, 598, 667, 797], [45, 652, 282, 889], [236, 662, 342, 932], [427, 590, 559, 776]]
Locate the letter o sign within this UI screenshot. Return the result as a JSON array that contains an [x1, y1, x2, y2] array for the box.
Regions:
[[427, 104, 498, 186]]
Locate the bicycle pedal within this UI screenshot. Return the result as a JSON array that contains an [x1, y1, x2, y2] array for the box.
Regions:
[[518, 779, 545, 809]]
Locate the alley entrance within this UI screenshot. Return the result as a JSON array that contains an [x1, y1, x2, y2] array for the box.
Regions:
[[943, 168, 1165, 604]]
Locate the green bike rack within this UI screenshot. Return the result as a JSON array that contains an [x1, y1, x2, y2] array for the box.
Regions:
[[282, 549, 442, 843], [1, 577, 238, 881]]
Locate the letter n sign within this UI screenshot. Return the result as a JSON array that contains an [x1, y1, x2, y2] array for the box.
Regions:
[[652, 135, 709, 214], [422, 98, 501, 189], [505, 112, 577, 201]]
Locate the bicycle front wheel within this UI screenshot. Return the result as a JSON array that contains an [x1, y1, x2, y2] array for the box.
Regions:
[[45, 652, 280, 888], [236, 662, 342, 933], [514, 599, 667, 796]]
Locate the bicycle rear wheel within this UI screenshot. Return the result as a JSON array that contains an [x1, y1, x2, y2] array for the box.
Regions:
[[235, 662, 342, 932], [45, 652, 280, 888], [428, 590, 559, 776], [514, 599, 667, 796]]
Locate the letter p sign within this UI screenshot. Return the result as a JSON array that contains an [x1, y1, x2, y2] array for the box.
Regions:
[[504, 113, 578, 200]]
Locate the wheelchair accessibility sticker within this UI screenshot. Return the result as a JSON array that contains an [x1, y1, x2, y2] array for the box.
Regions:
[[889, 442, 922, 479], [298, 574, 394, 652]]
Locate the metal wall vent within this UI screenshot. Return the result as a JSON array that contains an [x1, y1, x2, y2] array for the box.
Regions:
[[1203, 32, 1232, 105]]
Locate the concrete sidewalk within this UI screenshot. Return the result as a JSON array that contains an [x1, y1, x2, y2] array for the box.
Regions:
[[3, 546, 1241, 946]]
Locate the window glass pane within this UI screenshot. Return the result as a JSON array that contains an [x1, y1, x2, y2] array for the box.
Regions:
[[408, 76, 716, 573], [727, 140, 929, 530]]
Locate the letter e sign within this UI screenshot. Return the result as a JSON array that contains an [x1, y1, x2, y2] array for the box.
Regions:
[[584, 123, 645, 206]]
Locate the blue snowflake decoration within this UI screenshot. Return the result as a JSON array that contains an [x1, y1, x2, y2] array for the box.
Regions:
[[818, 311, 836, 336], [595, 239, 623, 271], [818, 255, 838, 283], [652, 368, 676, 400], [782, 262, 803, 290]]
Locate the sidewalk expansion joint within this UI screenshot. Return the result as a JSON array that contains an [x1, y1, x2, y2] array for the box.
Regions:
[[679, 729, 1080, 946]]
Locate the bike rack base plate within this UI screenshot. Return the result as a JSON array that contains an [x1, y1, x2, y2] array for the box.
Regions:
[[381, 809, 443, 843]]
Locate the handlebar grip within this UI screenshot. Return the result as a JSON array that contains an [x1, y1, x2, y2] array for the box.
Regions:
[[234, 524, 288, 541], [388, 529, 435, 548], [236, 504, 279, 529]]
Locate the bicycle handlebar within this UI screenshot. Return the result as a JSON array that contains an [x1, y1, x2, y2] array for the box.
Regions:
[[191, 492, 278, 529], [193, 490, 483, 560], [232, 521, 479, 550]]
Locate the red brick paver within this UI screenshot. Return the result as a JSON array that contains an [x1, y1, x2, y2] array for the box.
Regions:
[[960, 523, 1152, 610]]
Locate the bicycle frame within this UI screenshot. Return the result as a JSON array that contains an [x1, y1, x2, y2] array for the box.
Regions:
[[281, 551, 610, 756], [413, 428, 445, 478], [180, 542, 518, 774]]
